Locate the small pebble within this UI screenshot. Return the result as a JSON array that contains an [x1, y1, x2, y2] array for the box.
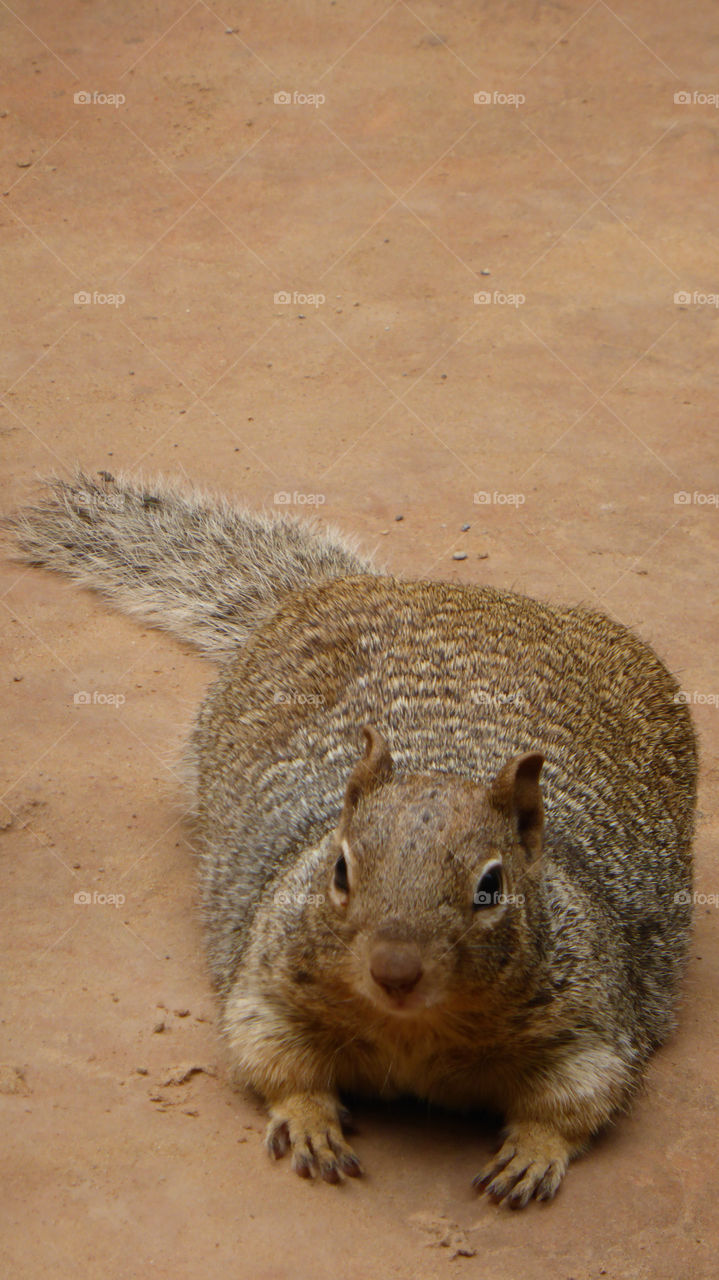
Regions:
[[452, 552, 468, 561], [478, 552, 489, 560], [380, 529, 389, 535], [461, 523, 470, 532], [153, 1020, 166, 1034], [395, 514, 404, 522], [16, 160, 32, 168], [480, 268, 491, 276], [174, 1008, 190, 1018], [136, 1067, 149, 1075]]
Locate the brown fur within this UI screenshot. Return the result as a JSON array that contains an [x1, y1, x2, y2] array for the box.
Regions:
[[5, 470, 698, 1205]]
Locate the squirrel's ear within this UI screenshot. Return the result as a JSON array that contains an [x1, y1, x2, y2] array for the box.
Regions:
[[336, 725, 393, 838], [489, 751, 544, 861]]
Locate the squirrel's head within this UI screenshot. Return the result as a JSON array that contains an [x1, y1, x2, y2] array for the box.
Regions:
[[321, 725, 545, 1020]]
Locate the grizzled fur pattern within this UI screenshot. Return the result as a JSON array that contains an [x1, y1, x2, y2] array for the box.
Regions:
[[6, 471, 698, 1206]]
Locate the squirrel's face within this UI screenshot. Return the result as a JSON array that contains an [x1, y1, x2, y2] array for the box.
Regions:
[[318, 727, 545, 1020]]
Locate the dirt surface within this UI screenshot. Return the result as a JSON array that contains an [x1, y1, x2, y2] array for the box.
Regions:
[[2, 2, 718, 1277]]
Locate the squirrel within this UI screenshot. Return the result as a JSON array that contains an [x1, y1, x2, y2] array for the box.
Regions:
[[5, 469, 697, 1207]]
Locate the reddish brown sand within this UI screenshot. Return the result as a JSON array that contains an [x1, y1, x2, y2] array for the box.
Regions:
[[2, 3, 718, 1277]]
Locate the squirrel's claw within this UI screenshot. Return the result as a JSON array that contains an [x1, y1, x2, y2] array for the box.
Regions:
[[473, 1123, 570, 1207], [265, 1092, 363, 1184]]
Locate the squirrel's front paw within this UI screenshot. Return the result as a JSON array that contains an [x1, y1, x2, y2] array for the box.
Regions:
[[265, 1091, 363, 1184], [473, 1122, 571, 1208]]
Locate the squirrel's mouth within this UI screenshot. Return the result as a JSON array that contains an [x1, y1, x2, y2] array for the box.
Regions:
[[367, 983, 430, 1017]]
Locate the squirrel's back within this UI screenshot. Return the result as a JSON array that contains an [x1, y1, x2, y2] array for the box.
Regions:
[[192, 573, 696, 1038]]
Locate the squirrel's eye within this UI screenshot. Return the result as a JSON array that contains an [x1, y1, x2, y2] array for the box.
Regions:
[[333, 853, 350, 894], [473, 862, 503, 910]]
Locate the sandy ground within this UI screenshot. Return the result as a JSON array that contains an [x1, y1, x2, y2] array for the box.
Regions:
[[2, 2, 718, 1277]]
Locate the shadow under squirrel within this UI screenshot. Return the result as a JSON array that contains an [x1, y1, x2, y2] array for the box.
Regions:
[[6, 470, 697, 1207]]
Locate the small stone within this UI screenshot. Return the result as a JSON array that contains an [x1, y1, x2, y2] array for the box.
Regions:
[[162, 1063, 216, 1086], [452, 551, 468, 561], [461, 523, 470, 531], [394, 514, 404, 522], [135, 1067, 149, 1075], [480, 268, 490, 276], [174, 1008, 190, 1017], [153, 1020, 166, 1034], [0, 1065, 31, 1095]]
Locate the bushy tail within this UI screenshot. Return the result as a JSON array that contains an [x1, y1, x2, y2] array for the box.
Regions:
[[4, 470, 376, 660]]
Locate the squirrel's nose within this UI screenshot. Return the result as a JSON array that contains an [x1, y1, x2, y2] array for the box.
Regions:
[[370, 941, 424, 995]]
